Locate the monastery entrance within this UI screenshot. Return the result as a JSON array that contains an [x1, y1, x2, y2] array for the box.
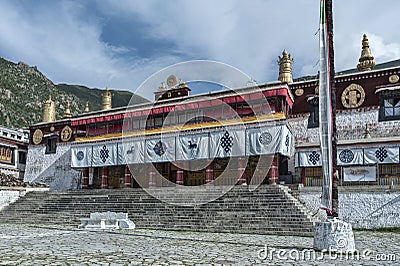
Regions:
[[81, 154, 289, 189]]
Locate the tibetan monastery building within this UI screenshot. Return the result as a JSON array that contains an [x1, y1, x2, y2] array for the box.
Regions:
[[24, 34, 400, 190], [24, 76, 294, 190]]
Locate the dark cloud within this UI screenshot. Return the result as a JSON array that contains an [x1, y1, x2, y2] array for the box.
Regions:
[[0, 0, 398, 98]]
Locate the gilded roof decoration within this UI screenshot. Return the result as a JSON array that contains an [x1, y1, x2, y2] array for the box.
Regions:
[[341, 83, 365, 108]]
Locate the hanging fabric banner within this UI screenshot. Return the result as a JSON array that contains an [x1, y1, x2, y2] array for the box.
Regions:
[[210, 129, 246, 158], [71, 145, 92, 168], [145, 137, 176, 163], [364, 146, 399, 164], [343, 166, 376, 182], [296, 150, 322, 167], [337, 148, 364, 166], [277, 125, 294, 157], [246, 125, 281, 156], [92, 142, 118, 167], [119, 138, 145, 164], [176, 133, 209, 161]]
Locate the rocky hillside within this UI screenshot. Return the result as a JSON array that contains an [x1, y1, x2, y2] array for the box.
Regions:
[[0, 58, 148, 128]]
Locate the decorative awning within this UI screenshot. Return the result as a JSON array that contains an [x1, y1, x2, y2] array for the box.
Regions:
[[71, 123, 293, 168], [375, 85, 400, 94], [295, 145, 400, 167]]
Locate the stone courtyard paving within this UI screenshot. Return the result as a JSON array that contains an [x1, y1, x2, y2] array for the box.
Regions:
[[0, 224, 398, 265]]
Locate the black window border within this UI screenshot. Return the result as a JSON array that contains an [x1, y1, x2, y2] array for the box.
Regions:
[[45, 136, 58, 154], [378, 91, 400, 122], [307, 99, 319, 128]]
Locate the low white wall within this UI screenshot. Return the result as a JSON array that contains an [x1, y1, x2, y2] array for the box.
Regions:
[[299, 191, 400, 229], [0, 190, 20, 211]]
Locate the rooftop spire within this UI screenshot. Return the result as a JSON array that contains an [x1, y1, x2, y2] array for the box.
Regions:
[[42, 95, 56, 122], [357, 34, 376, 71], [278, 50, 293, 83], [84, 101, 89, 113], [101, 87, 112, 110], [63, 102, 72, 119]]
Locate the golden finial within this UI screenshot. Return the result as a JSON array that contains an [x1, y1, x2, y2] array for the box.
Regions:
[[63, 102, 72, 119], [42, 95, 56, 122], [364, 123, 371, 139], [278, 50, 293, 83], [177, 79, 187, 89], [101, 87, 112, 110], [157, 82, 167, 91], [84, 101, 89, 113], [357, 34, 376, 71]]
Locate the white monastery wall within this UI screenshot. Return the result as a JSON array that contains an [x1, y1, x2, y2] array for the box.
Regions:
[[299, 191, 400, 229], [289, 109, 400, 145], [24, 143, 80, 190]]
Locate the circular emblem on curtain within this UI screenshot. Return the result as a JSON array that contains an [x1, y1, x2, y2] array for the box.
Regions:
[[76, 151, 84, 161], [259, 132, 272, 145], [339, 149, 354, 163]]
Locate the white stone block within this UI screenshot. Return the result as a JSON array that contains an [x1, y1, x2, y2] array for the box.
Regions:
[[313, 218, 355, 252]]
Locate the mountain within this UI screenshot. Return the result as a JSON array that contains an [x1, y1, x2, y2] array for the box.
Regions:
[[0, 57, 149, 128], [56, 84, 146, 112]]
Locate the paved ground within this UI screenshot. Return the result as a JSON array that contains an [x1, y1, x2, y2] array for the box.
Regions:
[[0, 224, 398, 265]]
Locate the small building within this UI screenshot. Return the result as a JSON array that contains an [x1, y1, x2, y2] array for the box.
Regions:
[[0, 125, 29, 178]]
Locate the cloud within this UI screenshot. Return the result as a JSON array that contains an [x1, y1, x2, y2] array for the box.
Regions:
[[0, 0, 399, 100], [333, 0, 400, 71], [97, 0, 320, 84], [367, 33, 400, 63], [0, 0, 181, 95]]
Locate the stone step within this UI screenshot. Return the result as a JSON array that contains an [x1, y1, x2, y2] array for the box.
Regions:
[[0, 185, 318, 236]]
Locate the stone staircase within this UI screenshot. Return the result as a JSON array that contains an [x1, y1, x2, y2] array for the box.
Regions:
[[0, 185, 318, 236]]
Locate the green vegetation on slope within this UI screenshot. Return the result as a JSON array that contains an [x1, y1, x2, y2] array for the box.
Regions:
[[0, 57, 148, 128]]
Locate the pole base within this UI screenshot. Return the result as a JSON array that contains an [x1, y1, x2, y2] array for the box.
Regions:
[[313, 218, 356, 252]]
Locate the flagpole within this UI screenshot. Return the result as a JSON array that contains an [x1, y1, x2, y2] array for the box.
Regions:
[[326, 0, 338, 218], [314, 0, 355, 252]]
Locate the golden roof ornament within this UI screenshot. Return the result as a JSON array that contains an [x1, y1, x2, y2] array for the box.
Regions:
[[177, 79, 187, 89], [63, 101, 72, 119], [101, 87, 112, 110], [278, 50, 293, 83], [157, 82, 167, 91], [42, 95, 56, 122], [167, 75, 178, 88], [357, 34, 376, 71], [84, 101, 89, 113]]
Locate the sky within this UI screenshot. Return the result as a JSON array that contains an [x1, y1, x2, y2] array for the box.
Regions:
[[0, 0, 400, 100]]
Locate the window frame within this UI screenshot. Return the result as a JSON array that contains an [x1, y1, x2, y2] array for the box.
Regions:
[[307, 98, 319, 128], [379, 91, 400, 121], [45, 136, 58, 154]]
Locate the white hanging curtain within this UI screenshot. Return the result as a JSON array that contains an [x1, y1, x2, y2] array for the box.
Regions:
[[176, 133, 209, 161], [210, 129, 246, 158], [145, 137, 176, 163], [119, 138, 145, 164], [92, 142, 118, 167], [71, 145, 92, 168]]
